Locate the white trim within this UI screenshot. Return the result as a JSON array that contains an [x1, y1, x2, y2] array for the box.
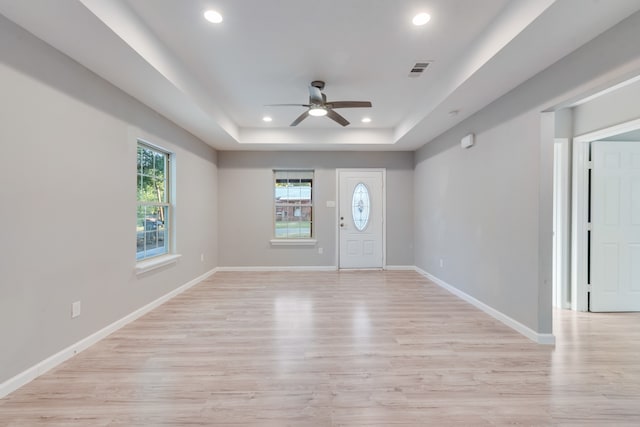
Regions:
[[218, 266, 416, 272], [415, 267, 556, 345], [385, 265, 416, 271], [335, 172, 339, 268], [217, 266, 337, 272], [553, 138, 571, 309], [0, 267, 218, 399], [137, 137, 172, 156], [269, 239, 317, 246], [571, 138, 590, 311], [135, 253, 182, 275], [574, 117, 640, 143]]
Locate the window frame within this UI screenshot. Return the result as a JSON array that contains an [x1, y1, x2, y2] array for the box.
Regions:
[[136, 140, 172, 262], [271, 169, 316, 245]]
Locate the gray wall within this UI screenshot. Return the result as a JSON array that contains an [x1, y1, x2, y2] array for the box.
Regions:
[[218, 151, 414, 267], [415, 110, 541, 330], [414, 10, 640, 334], [0, 17, 218, 384]]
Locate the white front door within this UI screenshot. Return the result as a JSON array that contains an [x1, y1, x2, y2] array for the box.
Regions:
[[590, 140, 640, 311], [338, 169, 384, 269]]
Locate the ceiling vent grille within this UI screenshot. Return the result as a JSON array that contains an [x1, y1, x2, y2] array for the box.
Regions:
[[409, 61, 432, 78]]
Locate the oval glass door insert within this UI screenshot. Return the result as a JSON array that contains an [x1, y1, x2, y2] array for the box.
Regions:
[[352, 183, 371, 231]]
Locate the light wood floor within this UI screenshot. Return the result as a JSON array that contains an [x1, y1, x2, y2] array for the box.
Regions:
[[1, 271, 640, 426]]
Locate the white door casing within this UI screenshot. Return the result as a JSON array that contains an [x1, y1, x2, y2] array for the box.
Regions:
[[338, 169, 385, 269], [553, 138, 571, 309], [590, 140, 640, 312]]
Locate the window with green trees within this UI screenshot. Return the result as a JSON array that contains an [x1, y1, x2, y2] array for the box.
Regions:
[[274, 170, 313, 238], [137, 142, 170, 260]]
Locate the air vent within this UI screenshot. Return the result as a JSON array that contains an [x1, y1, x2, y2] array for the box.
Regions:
[[409, 60, 432, 78]]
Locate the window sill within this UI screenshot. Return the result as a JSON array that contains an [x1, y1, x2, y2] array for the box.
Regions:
[[136, 254, 182, 275], [270, 239, 317, 246]]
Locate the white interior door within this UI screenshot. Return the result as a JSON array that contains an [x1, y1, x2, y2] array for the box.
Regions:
[[590, 140, 640, 311], [338, 169, 384, 269]]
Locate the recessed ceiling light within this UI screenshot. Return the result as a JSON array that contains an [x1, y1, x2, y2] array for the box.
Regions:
[[412, 13, 431, 26], [204, 10, 223, 24], [262, 116, 272, 122], [361, 117, 372, 123]]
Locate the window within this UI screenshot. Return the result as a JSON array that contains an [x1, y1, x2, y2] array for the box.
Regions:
[[137, 142, 170, 260], [274, 170, 313, 239], [352, 182, 371, 231]]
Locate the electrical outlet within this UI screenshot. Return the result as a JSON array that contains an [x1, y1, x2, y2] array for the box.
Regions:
[[200, 253, 204, 262], [71, 301, 81, 318], [439, 259, 444, 268], [318, 247, 323, 254]]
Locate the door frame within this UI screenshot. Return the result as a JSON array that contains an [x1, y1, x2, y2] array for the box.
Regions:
[[553, 138, 571, 309], [572, 117, 640, 311], [335, 168, 387, 269]]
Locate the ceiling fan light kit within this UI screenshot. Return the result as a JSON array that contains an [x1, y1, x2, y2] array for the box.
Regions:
[[308, 106, 328, 117], [267, 81, 372, 127]]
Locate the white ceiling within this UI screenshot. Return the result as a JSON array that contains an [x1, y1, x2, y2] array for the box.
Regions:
[[2, 0, 640, 151]]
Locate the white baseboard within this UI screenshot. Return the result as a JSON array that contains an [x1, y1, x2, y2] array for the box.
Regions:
[[385, 265, 416, 271], [0, 267, 218, 399], [220, 265, 414, 272], [219, 266, 415, 272], [217, 266, 338, 272], [415, 267, 556, 345]]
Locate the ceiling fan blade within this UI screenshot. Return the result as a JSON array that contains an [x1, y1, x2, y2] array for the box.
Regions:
[[326, 109, 350, 127], [326, 101, 372, 109], [265, 104, 310, 107], [290, 110, 310, 126], [308, 85, 323, 104]]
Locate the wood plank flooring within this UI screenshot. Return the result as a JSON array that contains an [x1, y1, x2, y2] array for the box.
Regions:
[[1, 271, 640, 425]]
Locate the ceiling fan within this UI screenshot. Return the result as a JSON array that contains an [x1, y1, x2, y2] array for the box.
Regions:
[[267, 80, 372, 127]]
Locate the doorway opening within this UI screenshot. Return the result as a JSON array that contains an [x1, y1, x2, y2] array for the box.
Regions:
[[570, 118, 640, 311]]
